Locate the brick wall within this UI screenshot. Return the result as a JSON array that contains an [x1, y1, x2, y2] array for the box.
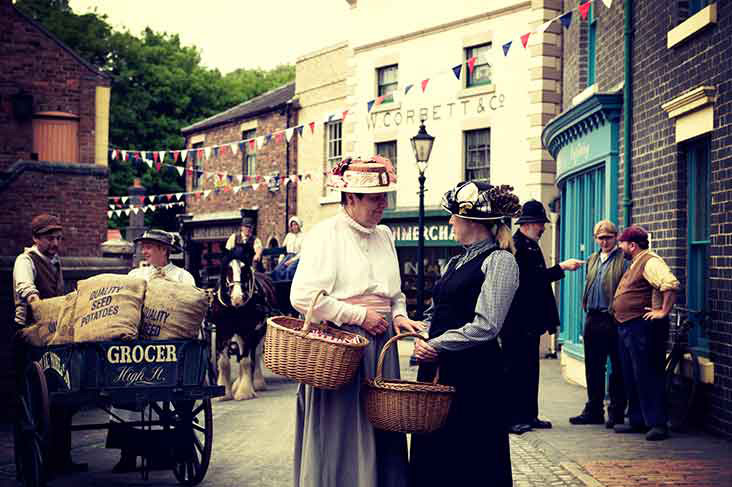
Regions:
[[566, 0, 732, 437], [185, 110, 298, 246]]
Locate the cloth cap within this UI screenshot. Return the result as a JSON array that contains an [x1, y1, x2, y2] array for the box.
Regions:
[[327, 155, 397, 193], [617, 225, 649, 244], [134, 229, 181, 252], [441, 181, 521, 221], [31, 214, 63, 236], [515, 200, 551, 224]]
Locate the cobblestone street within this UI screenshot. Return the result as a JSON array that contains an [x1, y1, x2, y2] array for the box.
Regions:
[[0, 339, 728, 486]]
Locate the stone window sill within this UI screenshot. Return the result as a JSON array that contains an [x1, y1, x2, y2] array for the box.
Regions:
[[667, 3, 717, 49], [458, 83, 495, 100]]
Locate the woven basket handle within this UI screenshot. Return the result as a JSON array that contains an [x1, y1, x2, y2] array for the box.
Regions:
[[375, 332, 441, 385], [301, 289, 328, 334]]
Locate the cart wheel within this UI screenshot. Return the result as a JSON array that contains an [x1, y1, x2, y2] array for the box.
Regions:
[[15, 362, 50, 487], [171, 398, 213, 486]]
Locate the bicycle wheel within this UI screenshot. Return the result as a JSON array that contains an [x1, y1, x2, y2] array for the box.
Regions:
[[665, 347, 700, 431]]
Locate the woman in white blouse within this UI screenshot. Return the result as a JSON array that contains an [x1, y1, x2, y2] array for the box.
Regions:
[[290, 156, 423, 487], [271, 215, 304, 281]]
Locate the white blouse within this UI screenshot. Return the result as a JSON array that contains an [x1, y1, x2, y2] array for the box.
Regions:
[[283, 231, 305, 254], [290, 209, 408, 326]]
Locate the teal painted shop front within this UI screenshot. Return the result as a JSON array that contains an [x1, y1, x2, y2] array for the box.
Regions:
[[542, 93, 622, 360]]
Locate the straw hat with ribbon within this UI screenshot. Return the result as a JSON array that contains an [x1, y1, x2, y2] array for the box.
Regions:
[[327, 155, 397, 193]]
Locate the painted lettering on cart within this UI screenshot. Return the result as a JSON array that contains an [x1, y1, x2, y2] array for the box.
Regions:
[[113, 365, 168, 386], [106, 344, 178, 364], [40, 351, 71, 390]]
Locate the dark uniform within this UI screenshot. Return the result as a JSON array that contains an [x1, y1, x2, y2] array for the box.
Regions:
[[501, 229, 564, 429]]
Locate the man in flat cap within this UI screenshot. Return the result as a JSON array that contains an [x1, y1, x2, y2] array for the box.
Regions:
[[12, 214, 87, 473], [501, 200, 585, 434], [226, 216, 264, 271], [613, 225, 679, 441]]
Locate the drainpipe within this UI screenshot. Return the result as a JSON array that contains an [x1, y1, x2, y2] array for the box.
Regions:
[[285, 102, 291, 235], [623, 0, 633, 227]]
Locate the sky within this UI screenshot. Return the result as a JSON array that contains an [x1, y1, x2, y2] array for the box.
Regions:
[[67, 0, 352, 73]]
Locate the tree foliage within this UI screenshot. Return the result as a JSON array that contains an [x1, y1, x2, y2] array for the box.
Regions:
[[15, 0, 295, 232]]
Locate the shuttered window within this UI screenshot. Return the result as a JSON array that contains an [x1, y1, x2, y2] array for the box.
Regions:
[[32, 112, 79, 163]]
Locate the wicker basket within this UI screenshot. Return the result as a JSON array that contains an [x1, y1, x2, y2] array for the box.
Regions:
[[264, 290, 370, 389], [364, 332, 455, 433]]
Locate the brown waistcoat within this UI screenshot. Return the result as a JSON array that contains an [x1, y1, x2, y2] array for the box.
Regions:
[[28, 252, 65, 299], [612, 252, 654, 323]]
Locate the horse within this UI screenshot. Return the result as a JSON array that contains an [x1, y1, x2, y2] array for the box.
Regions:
[[207, 245, 277, 401]]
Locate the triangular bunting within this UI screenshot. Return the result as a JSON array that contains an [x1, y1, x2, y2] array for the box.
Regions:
[[467, 56, 477, 75], [421, 79, 429, 92], [233, 185, 242, 194], [502, 41, 512, 56], [342, 110, 349, 124], [121, 196, 128, 204], [204, 147, 211, 160], [265, 134, 273, 145], [256, 136, 265, 150], [121, 150, 127, 161], [212, 146, 219, 158], [367, 100, 376, 112], [107, 210, 113, 218], [521, 32, 531, 48], [230, 142, 238, 155], [602, 0, 612, 7], [560, 11, 573, 29], [203, 190, 211, 198], [295, 125, 304, 137], [248, 139, 255, 151], [152, 151, 159, 162], [150, 195, 156, 203], [539, 20, 553, 33], [175, 192, 183, 200], [145, 160, 153, 169], [308, 121, 315, 134], [181, 150, 188, 162], [176, 166, 184, 176], [275, 132, 284, 144], [579, 1, 592, 20], [158, 150, 166, 162], [252, 183, 261, 191], [404, 84, 413, 95], [155, 162, 161, 172], [452, 64, 462, 80], [285, 128, 294, 142]]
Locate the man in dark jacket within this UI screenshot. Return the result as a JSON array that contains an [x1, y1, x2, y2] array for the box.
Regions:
[[501, 200, 584, 434], [570, 220, 628, 428]]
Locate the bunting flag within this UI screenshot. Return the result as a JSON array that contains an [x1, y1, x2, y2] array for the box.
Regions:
[[452, 64, 462, 80], [180, 150, 188, 162], [467, 56, 477, 75], [308, 122, 315, 133], [155, 162, 162, 172], [212, 147, 219, 159], [158, 150, 166, 162], [256, 136, 265, 150], [230, 142, 239, 155], [275, 132, 284, 144], [204, 147, 211, 160], [373, 95, 385, 109], [579, 1, 592, 20], [295, 125, 304, 137], [176, 166, 184, 176], [560, 11, 573, 29], [540, 20, 553, 33], [421, 79, 430, 92], [502, 41, 512, 56], [342, 110, 349, 124], [404, 84, 414, 95], [367, 99, 376, 112], [602, 0, 612, 7], [285, 127, 294, 142], [265, 134, 273, 145], [520, 32, 531, 48]]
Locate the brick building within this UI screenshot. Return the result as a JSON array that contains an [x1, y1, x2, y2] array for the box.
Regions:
[[543, 1, 731, 437], [179, 82, 298, 285], [0, 0, 110, 256]]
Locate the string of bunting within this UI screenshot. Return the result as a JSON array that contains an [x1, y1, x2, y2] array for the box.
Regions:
[[107, 0, 612, 214]]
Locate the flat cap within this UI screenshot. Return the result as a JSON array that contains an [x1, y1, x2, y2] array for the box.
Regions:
[[31, 214, 63, 236], [618, 225, 649, 244]]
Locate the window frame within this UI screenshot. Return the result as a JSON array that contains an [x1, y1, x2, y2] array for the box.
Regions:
[[375, 140, 397, 209], [324, 120, 342, 196], [242, 129, 257, 178], [192, 141, 204, 189], [464, 128, 491, 182], [377, 64, 399, 103], [465, 42, 493, 88]]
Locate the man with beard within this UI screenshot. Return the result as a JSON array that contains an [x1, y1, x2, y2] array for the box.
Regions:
[[613, 225, 679, 441], [13, 214, 87, 474], [501, 200, 584, 434]]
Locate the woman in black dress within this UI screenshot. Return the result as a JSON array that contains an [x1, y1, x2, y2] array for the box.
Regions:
[[410, 181, 521, 487]]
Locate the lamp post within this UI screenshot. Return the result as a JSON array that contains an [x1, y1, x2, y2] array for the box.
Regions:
[[410, 121, 435, 320]]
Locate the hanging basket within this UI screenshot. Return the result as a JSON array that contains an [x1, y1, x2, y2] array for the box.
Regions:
[[264, 290, 370, 390], [364, 332, 455, 433]]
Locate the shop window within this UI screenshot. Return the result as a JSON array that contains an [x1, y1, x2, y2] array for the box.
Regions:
[[465, 43, 492, 88], [325, 120, 342, 196], [242, 129, 256, 178], [376, 141, 397, 209], [587, 4, 597, 86], [684, 136, 711, 352], [681, 0, 712, 19], [464, 128, 490, 181], [668, 1, 716, 48], [192, 141, 204, 189], [377, 65, 398, 103], [32, 112, 79, 163]]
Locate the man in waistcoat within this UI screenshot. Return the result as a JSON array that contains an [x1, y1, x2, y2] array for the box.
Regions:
[[12, 214, 87, 474], [225, 216, 263, 271], [613, 225, 679, 441], [501, 200, 584, 434], [570, 220, 628, 428]]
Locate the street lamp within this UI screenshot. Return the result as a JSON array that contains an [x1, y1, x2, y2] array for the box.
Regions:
[[410, 120, 435, 320]]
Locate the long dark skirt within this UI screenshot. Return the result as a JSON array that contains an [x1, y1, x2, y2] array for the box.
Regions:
[[410, 340, 512, 486], [293, 319, 409, 487]]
